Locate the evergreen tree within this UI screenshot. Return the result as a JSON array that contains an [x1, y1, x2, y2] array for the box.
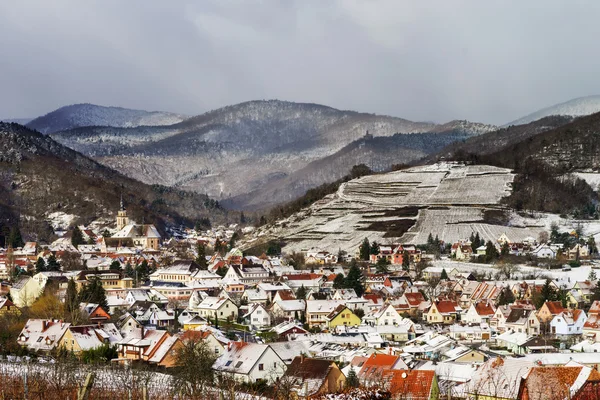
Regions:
[[402, 251, 410, 271], [498, 286, 515, 305], [333, 273, 345, 289], [124, 262, 134, 279], [345, 263, 365, 297], [296, 285, 307, 300], [589, 270, 597, 282], [71, 226, 85, 248], [376, 257, 390, 274], [428, 233, 434, 246], [228, 232, 239, 250], [500, 242, 510, 258], [78, 276, 108, 310], [370, 241, 380, 255], [46, 254, 61, 271], [591, 283, 600, 302], [8, 226, 24, 248], [65, 278, 78, 315], [359, 238, 371, 261], [346, 368, 359, 388], [240, 212, 246, 225], [196, 243, 208, 270], [135, 260, 151, 284], [35, 257, 46, 273], [485, 241, 499, 263], [440, 268, 449, 280], [109, 260, 121, 270]]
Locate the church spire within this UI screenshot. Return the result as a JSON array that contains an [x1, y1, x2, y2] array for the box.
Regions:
[[120, 192, 125, 211]]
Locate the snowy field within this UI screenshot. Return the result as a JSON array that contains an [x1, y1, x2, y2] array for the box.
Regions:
[[574, 172, 600, 191]]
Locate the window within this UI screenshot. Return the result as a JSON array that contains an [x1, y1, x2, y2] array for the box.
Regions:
[[258, 363, 264, 371], [37, 337, 43, 343], [225, 360, 232, 366], [236, 361, 243, 368]]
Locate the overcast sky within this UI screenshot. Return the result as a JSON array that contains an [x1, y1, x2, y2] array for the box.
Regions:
[[1, 1, 599, 125]]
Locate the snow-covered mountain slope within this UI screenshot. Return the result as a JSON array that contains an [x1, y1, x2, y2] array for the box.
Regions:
[[506, 95, 600, 126], [0, 122, 229, 242], [27, 103, 187, 134], [241, 162, 546, 254], [49, 100, 492, 210], [1, 118, 32, 125]]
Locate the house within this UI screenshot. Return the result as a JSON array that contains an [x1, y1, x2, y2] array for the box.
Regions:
[[194, 296, 238, 321], [283, 273, 325, 292], [181, 329, 229, 357], [537, 301, 565, 323], [468, 357, 534, 400], [149, 260, 200, 283], [117, 313, 143, 338], [59, 323, 122, 354], [518, 365, 600, 400], [452, 243, 473, 261], [270, 299, 306, 322], [331, 288, 358, 301], [506, 308, 540, 335], [463, 301, 496, 325], [243, 303, 271, 329], [550, 309, 587, 336], [9, 276, 41, 308], [358, 353, 408, 386], [306, 300, 345, 328], [385, 369, 439, 400], [271, 321, 309, 341], [212, 342, 286, 383], [305, 249, 338, 265], [583, 301, 600, 341], [79, 303, 111, 322], [426, 301, 461, 324], [283, 356, 346, 398], [367, 303, 404, 326], [223, 264, 269, 284], [572, 281, 596, 305], [325, 305, 361, 329], [117, 329, 181, 368], [531, 244, 556, 259], [241, 288, 269, 304], [399, 292, 427, 315], [0, 297, 20, 315], [17, 319, 71, 353]]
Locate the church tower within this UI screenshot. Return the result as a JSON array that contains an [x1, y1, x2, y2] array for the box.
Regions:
[[116, 194, 129, 231]]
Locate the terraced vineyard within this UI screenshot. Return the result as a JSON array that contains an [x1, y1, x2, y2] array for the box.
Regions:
[[244, 162, 546, 253]]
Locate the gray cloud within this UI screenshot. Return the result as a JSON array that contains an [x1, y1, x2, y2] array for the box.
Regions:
[[1, 0, 599, 124]]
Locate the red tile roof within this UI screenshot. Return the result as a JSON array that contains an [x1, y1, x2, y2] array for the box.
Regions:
[[475, 301, 496, 316]]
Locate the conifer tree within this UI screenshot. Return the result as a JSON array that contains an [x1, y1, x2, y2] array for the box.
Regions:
[[359, 238, 371, 261], [196, 243, 208, 269], [71, 226, 85, 247], [345, 262, 365, 297], [35, 257, 46, 273]]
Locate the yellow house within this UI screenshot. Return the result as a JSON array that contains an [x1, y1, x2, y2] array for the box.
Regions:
[[325, 305, 361, 329], [426, 300, 460, 324], [59, 323, 123, 355]]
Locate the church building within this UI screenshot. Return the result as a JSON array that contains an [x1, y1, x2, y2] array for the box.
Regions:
[[111, 198, 161, 250]]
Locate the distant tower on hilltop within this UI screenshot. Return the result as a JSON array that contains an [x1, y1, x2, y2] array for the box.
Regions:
[[116, 193, 129, 231]]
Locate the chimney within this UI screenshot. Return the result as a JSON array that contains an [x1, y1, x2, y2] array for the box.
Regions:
[[300, 354, 304, 364], [42, 320, 48, 331], [228, 342, 232, 351]]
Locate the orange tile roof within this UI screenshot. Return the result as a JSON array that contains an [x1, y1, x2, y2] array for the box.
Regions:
[[385, 370, 435, 398], [545, 301, 565, 315], [522, 367, 582, 400], [475, 301, 496, 316], [404, 292, 425, 307], [435, 300, 458, 314]]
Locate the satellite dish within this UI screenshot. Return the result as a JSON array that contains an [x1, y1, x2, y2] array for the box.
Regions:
[[402, 372, 407, 379]]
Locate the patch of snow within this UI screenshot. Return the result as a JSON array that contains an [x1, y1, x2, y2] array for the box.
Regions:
[[46, 212, 78, 231]]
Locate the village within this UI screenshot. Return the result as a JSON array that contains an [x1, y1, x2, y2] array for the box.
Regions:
[[1, 202, 600, 400]]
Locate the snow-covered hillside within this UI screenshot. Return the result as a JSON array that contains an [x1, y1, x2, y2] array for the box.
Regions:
[[242, 162, 550, 253], [507, 95, 600, 126], [27, 103, 187, 134]]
